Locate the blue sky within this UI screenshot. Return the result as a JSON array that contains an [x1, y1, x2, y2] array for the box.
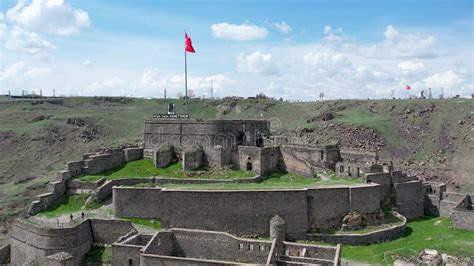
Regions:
[[0, 0, 472, 99]]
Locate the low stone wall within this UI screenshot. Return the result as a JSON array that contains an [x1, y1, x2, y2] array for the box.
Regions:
[[0, 244, 10, 265], [68, 178, 106, 191], [308, 212, 407, 245]]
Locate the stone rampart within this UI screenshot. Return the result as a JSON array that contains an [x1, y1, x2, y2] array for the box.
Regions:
[[114, 184, 383, 239], [10, 219, 93, 265], [308, 212, 406, 245], [0, 244, 10, 265], [393, 180, 424, 219], [89, 219, 136, 244]]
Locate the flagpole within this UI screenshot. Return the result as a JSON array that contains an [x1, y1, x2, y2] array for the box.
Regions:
[[184, 30, 188, 115]]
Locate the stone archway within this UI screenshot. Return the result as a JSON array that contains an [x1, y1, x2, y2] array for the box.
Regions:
[[246, 161, 253, 171]]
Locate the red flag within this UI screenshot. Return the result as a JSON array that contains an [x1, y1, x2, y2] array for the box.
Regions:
[[185, 33, 195, 53], [406, 85, 411, 90]]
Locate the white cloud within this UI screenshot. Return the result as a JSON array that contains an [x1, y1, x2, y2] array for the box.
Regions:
[[0, 61, 52, 88], [398, 61, 425, 71], [4, 26, 55, 55], [274, 21, 291, 33], [322, 25, 345, 42], [210, 23, 268, 41], [131, 69, 235, 98], [303, 50, 350, 69], [237, 51, 276, 75], [423, 70, 464, 89], [0, 12, 4, 21], [82, 59, 93, 68], [369, 25, 436, 58], [86, 77, 125, 95], [6, 0, 90, 35], [384, 25, 399, 41]]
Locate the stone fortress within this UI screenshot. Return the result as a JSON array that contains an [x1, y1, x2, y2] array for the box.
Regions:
[[2, 118, 473, 265]]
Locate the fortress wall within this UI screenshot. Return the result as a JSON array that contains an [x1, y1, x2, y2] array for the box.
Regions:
[[238, 146, 262, 174], [260, 146, 280, 176], [0, 244, 10, 265], [10, 219, 93, 265], [283, 242, 338, 260], [308, 212, 406, 245], [114, 184, 385, 238], [89, 219, 136, 244], [159, 189, 309, 240], [169, 229, 271, 264], [67, 160, 83, 177], [279, 145, 324, 177], [84, 151, 126, 175], [96, 178, 152, 201], [365, 172, 392, 199], [124, 147, 143, 162], [452, 209, 474, 230], [28, 180, 67, 215], [113, 187, 163, 218], [350, 184, 382, 212], [307, 187, 350, 230], [340, 148, 378, 163], [394, 181, 424, 219], [112, 244, 142, 266]]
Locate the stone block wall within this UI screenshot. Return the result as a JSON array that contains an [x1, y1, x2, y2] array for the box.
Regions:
[[113, 187, 163, 218], [83, 151, 126, 175], [0, 244, 10, 265], [169, 229, 272, 264], [279, 145, 326, 177], [451, 195, 474, 230], [158, 189, 309, 240], [307, 187, 350, 230], [439, 192, 467, 217], [114, 184, 383, 239], [89, 219, 136, 244], [154, 145, 173, 168], [339, 148, 378, 163], [10, 219, 93, 265], [124, 147, 143, 162], [393, 180, 424, 219], [182, 147, 204, 170], [112, 234, 153, 266], [350, 184, 383, 212]]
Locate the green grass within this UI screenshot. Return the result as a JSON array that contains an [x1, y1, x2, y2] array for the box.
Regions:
[[76, 159, 255, 182], [85, 246, 112, 263], [160, 171, 362, 190], [124, 217, 162, 229], [36, 193, 101, 218], [339, 216, 474, 264]]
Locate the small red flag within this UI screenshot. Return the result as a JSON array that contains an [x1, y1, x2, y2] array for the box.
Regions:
[[185, 33, 195, 53], [406, 85, 411, 90]]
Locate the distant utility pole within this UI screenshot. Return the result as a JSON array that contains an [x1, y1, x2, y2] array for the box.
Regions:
[[164, 88, 167, 99], [210, 79, 214, 99], [40, 89, 42, 97], [391, 89, 395, 99], [53, 89, 56, 97], [439, 87, 444, 100], [428, 88, 432, 99]]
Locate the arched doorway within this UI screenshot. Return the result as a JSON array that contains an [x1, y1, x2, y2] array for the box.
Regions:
[[246, 162, 253, 171]]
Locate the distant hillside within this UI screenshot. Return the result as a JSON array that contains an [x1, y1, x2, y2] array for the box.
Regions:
[[0, 96, 472, 227]]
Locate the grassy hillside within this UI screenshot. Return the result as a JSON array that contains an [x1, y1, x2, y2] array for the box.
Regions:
[[0, 96, 472, 231]]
